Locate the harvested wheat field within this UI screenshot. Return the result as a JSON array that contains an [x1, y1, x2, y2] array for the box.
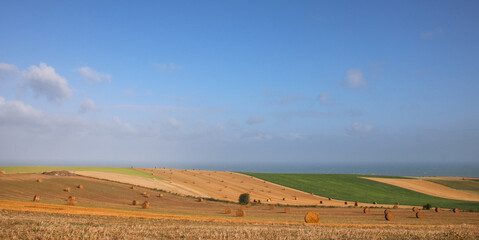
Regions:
[[1, 173, 479, 226], [2, 210, 479, 240], [364, 177, 479, 202]]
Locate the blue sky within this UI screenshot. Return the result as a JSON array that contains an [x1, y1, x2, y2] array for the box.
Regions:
[[1, 1, 478, 172]]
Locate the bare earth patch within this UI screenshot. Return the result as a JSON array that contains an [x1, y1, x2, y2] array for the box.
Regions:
[[364, 177, 479, 201]]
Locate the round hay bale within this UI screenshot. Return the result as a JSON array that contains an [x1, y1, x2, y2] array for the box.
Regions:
[[416, 211, 424, 218], [384, 209, 391, 214], [158, 193, 164, 198], [33, 195, 40, 202], [77, 184, 83, 189], [37, 178, 43, 183], [354, 201, 358, 207], [363, 207, 370, 214], [142, 201, 150, 209], [435, 207, 441, 212], [304, 211, 320, 223], [385, 212, 395, 221], [0, 170, 5, 174], [395, 202, 399, 205], [66, 196, 76, 206], [64, 187, 70, 192], [246, 203, 251, 208], [130, 186, 135, 190], [236, 209, 246, 217], [453, 208, 459, 213], [320, 201, 323, 204], [412, 207, 419, 213], [225, 208, 232, 214], [373, 201, 377, 205], [282, 198, 285, 201], [294, 196, 298, 200], [240, 205, 246, 210], [284, 207, 290, 213], [132, 200, 138, 205], [269, 205, 275, 210], [328, 198, 332, 200], [393, 205, 399, 209], [344, 201, 348, 205], [197, 198, 203, 202]]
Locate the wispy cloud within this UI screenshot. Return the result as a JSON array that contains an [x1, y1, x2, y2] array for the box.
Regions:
[[317, 92, 335, 106], [343, 69, 367, 89], [421, 28, 443, 39], [156, 62, 184, 72], [0, 63, 18, 73], [346, 122, 373, 136], [78, 67, 111, 83], [79, 99, 98, 113], [246, 115, 264, 125]]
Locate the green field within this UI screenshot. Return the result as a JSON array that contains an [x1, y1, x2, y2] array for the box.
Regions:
[[0, 166, 161, 179], [241, 173, 479, 210], [426, 179, 479, 195]]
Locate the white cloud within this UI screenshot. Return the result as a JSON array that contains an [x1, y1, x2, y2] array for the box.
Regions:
[[79, 99, 98, 113], [346, 122, 373, 136], [0, 63, 18, 73], [280, 95, 308, 104], [317, 92, 334, 106], [421, 28, 443, 39], [156, 63, 184, 72], [246, 115, 264, 125], [78, 67, 111, 83], [343, 69, 367, 89], [0, 96, 43, 125], [22, 63, 72, 102]]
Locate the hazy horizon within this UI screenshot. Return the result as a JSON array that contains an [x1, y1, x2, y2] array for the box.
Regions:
[[1, 1, 478, 174]]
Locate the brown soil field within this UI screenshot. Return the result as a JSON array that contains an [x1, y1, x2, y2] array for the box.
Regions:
[[2, 210, 479, 240], [364, 177, 479, 201], [1, 173, 478, 225]]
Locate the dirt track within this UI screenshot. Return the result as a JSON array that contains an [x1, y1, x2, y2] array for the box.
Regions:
[[364, 177, 479, 201]]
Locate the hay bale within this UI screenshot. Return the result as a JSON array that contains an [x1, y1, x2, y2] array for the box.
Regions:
[[246, 203, 251, 208], [384, 209, 391, 214], [142, 201, 150, 209], [236, 209, 246, 217], [284, 207, 290, 213], [320, 201, 323, 204], [435, 207, 441, 212], [0, 170, 5, 174], [393, 205, 399, 209], [363, 207, 370, 214], [416, 211, 424, 218], [354, 201, 358, 207], [328, 198, 332, 200], [197, 198, 204, 202], [132, 200, 138, 205], [66, 196, 76, 206], [412, 207, 419, 213], [373, 201, 377, 205], [282, 197, 285, 201], [33, 195, 40, 202], [304, 211, 320, 223], [453, 208, 459, 213], [158, 193, 164, 198], [344, 201, 348, 205], [37, 178, 43, 183], [77, 184, 83, 189], [269, 205, 275, 210], [395, 202, 399, 205], [225, 208, 232, 214], [294, 196, 298, 200], [64, 187, 70, 192], [130, 186, 135, 190], [385, 212, 395, 221]]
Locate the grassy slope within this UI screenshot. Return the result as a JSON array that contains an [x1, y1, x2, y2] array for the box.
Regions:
[[426, 179, 479, 195], [0, 166, 160, 179], [241, 173, 479, 210]]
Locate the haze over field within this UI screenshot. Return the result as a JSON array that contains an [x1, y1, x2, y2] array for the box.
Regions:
[[1, 1, 478, 176]]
